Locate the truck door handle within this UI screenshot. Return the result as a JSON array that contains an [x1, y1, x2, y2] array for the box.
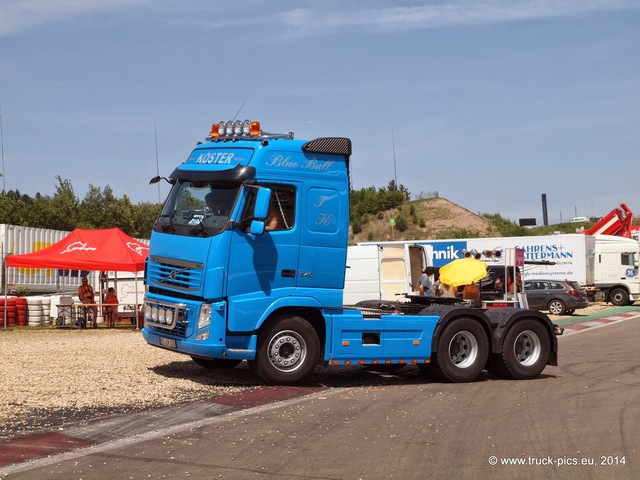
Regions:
[[281, 269, 296, 278]]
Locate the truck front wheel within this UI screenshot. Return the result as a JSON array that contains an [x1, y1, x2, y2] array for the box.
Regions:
[[488, 319, 550, 380], [428, 318, 488, 383], [251, 315, 320, 385], [609, 288, 629, 306]]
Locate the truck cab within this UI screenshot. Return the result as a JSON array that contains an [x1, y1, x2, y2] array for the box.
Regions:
[[143, 121, 350, 364]]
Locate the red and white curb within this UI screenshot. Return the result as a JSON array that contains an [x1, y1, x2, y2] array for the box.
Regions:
[[561, 310, 640, 335]]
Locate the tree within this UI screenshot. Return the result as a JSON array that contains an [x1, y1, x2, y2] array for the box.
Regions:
[[350, 180, 410, 223], [132, 202, 162, 238], [48, 177, 80, 230], [79, 185, 108, 229], [481, 213, 528, 237], [395, 215, 408, 232]]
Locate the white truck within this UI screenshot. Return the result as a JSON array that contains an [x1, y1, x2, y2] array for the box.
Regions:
[[344, 242, 432, 305], [405, 234, 640, 306]]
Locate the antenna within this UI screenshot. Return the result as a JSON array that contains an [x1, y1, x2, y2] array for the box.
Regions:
[[0, 103, 5, 193], [231, 102, 245, 122], [287, 119, 315, 132], [392, 127, 398, 187]]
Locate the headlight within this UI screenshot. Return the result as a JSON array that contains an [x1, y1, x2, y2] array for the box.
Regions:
[[196, 331, 210, 341], [242, 119, 251, 135], [234, 120, 243, 136], [198, 303, 212, 329], [143, 301, 184, 327]]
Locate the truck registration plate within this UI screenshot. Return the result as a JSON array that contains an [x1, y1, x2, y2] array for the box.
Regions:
[[160, 337, 177, 349]]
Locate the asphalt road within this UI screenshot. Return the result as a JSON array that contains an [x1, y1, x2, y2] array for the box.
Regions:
[[3, 315, 639, 479]]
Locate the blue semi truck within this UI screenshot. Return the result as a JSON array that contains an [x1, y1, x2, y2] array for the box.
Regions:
[[142, 120, 559, 385]]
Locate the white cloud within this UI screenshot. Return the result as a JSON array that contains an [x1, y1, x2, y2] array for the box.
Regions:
[[3, 1, 637, 38], [247, 1, 640, 38], [0, 0, 152, 36]]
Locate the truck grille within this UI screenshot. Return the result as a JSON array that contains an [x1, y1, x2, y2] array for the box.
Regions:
[[148, 256, 203, 292]]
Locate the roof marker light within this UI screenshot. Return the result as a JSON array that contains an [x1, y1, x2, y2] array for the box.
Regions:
[[249, 121, 261, 136]]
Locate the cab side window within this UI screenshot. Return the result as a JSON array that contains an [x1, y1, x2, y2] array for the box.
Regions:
[[621, 253, 634, 266], [241, 185, 296, 231]]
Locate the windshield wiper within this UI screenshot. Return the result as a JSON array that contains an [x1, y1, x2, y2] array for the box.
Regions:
[[188, 219, 209, 237], [158, 213, 176, 232]]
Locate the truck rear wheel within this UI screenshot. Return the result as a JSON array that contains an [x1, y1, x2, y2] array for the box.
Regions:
[[191, 357, 242, 369], [251, 315, 320, 385], [427, 318, 488, 383], [609, 288, 629, 306], [489, 319, 550, 380]]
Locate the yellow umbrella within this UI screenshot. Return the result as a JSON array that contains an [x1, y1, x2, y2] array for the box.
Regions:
[[438, 257, 488, 288]]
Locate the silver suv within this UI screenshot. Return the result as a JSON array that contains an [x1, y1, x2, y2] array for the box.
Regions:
[[523, 279, 589, 315]]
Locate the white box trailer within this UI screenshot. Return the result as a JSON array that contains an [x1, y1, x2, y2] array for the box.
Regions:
[[415, 234, 640, 306], [344, 242, 432, 305], [0, 224, 83, 294]]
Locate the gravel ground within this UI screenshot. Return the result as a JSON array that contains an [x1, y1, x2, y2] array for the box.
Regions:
[[0, 328, 259, 440], [0, 302, 621, 440]]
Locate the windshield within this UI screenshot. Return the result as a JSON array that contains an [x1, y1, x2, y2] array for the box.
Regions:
[[155, 180, 241, 235]]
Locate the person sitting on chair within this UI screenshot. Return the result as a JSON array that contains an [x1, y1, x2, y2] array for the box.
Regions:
[[104, 287, 119, 328], [78, 277, 98, 328]]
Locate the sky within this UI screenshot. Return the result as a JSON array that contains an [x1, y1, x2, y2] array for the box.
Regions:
[[1, 0, 639, 226]]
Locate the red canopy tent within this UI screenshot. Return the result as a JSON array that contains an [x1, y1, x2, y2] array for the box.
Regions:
[[5, 228, 149, 271], [4, 228, 149, 330]]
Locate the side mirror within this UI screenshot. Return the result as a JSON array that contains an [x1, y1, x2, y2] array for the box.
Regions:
[[149, 176, 175, 185], [244, 186, 271, 235], [249, 220, 265, 235], [254, 187, 271, 220]]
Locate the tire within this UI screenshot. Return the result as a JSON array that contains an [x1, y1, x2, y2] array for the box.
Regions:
[[429, 317, 488, 383], [547, 299, 566, 315], [250, 315, 320, 385], [609, 288, 629, 307], [191, 356, 242, 369], [492, 319, 551, 380], [485, 354, 510, 378], [417, 362, 447, 381]]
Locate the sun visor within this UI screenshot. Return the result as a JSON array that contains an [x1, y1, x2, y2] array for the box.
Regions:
[[170, 164, 256, 182]]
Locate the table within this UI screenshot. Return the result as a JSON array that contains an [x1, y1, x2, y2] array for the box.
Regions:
[[56, 303, 141, 329]]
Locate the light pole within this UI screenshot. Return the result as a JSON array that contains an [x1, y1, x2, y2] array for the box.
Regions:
[[0, 103, 5, 193]]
